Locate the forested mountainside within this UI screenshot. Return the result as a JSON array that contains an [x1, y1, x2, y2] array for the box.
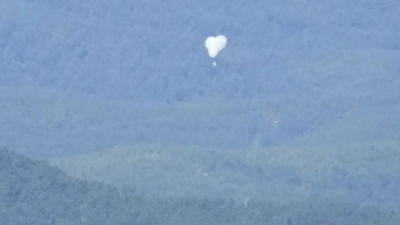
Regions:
[[1, 0, 399, 157], [1, 0, 400, 223], [1, 147, 400, 225], [51, 141, 400, 212]]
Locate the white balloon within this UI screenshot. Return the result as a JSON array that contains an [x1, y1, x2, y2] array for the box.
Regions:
[[205, 35, 227, 58]]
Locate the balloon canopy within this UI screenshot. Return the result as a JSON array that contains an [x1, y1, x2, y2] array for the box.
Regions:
[[205, 35, 227, 58]]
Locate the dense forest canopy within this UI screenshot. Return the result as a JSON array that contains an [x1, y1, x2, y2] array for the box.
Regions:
[[2, 147, 400, 225], [1, 0, 399, 157]]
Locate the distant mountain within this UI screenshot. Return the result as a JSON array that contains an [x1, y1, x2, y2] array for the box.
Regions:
[[2, 147, 400, 225], [1, 0, 399, 158]]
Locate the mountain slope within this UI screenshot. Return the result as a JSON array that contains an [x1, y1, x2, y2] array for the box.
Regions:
[[4, 147, 400, 224], [1, 0, 399, 158], [50, 138, 400, 212]]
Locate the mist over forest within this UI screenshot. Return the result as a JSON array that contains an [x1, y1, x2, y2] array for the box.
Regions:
[[1, 0, 400, 224]]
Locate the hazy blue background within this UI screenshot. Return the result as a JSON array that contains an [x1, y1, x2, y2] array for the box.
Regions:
[[1, 0, 400, 221]]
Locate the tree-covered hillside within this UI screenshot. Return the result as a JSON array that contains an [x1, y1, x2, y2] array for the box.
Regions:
[[1, 0, 399, 157], [2, 147, 400, 225], [51, 138, 400, 212]]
